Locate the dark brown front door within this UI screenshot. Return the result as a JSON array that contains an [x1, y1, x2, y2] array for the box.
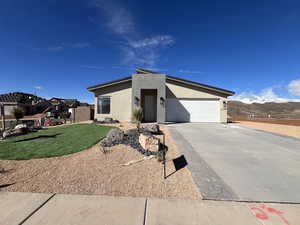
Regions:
[[141, 89, 157, 122]]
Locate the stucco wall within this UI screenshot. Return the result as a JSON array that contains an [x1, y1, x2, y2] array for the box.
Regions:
[[166, 80, 228, 123], [132, 73, 166, 123], [94, 81, 132, 122], [2, 104, 17, 115]]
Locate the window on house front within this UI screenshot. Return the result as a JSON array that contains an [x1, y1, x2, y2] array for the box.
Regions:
[[98, 97, 111, 114]]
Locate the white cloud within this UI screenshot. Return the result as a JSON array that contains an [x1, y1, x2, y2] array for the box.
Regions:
[[46, 42, 90, 52], [129, 35, 174, 48], [47, 46, 64, 52], [92, 1, 174, 67], [288, 79, 300, 96], [80, 65, 103, 70], [92, 0, 134, 35], [34, 86, 43, 90], [179, 70, 205, 74], [230, 87, 300, 104], [71, 42, 91, 48]]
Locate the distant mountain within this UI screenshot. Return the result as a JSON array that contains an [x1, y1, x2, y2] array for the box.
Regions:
[[228, 101, 300, 119]]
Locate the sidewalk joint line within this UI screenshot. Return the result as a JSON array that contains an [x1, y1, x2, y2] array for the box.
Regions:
[[18, 193, 56, 225]]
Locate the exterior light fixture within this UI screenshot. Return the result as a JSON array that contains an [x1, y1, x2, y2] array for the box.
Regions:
[[134, 96, 140, 106], [223, 101, 227, 110], [160, 97, 165, 105]]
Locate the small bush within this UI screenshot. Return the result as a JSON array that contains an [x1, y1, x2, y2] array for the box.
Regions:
[[59, 112, 71, 123], [132, 107, 143, 129]]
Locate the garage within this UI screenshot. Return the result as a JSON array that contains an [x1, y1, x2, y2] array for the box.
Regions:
[[166, 99, 220, 122]]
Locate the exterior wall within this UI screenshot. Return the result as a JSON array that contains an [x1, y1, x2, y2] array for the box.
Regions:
[[1, 104, 17, 115], [166, 80, 228, 123], [132, 73, 166, 123], [94, 81, 132, 122]]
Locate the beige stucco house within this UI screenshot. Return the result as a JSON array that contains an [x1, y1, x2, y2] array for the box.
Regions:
[[87, 69, 234, 123]]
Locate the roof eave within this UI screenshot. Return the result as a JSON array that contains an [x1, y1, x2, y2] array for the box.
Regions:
[[166, 75, 235, 96], [87, 77, 132, 92]]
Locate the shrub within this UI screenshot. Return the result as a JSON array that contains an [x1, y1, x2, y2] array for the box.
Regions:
[[11, 107, 24, 124], [132, 107, 143, 130], [59, 112, 70, 123]]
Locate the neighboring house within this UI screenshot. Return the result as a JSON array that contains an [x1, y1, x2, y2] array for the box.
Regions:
[[87, 68, 235, 123], [0, 92, 49, 116], [49, 98, 80, 111]]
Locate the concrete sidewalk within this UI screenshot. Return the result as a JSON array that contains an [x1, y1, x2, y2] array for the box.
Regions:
[[1, 192, 300, 225]]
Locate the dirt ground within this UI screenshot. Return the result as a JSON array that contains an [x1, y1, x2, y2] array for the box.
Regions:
[[0, 125, 201, 200], [236, 121, 300, 139], [232, 117, 300, 126]]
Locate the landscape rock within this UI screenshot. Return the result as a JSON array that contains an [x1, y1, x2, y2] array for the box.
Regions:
[[100, 128, 159, 156], [142, 124, 160, 134], [139, 133, 160, 152], [15, 124, 27, 129], [104, 117, 113, 123], [106, 128, 124, 143], [2, 130, 12, 138]]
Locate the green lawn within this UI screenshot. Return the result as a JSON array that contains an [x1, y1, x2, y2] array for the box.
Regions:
[[0, 124, 112, 160]]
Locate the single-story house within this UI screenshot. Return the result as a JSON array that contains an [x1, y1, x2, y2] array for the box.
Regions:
[[87, 69, 235, 123], [0, 92, 49, 116]]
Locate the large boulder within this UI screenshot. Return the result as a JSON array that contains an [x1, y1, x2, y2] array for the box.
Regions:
[[139, 133, 160, 152], [2, 130, 13, 139], [142, 124, 160, 134], [106, 128, 124, 143], [15, 124, 27, 129]]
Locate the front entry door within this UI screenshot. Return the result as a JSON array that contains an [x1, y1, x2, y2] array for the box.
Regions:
[[144, 95, 156, 122], [141, 89, 157, 122]]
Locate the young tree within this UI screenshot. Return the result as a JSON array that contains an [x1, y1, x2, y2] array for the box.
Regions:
[[11, 107, 24, 125], [132, 107, 143, 131], [59, 111, 70, 124]]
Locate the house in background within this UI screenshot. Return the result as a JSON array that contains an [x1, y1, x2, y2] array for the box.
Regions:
[[87, 69, 235, 123], [49, 98, 80, 112], [0, 92, 50, 116]]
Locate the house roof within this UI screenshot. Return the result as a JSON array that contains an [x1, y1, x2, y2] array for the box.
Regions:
[[49, 97, 79, 107], [0, 92, 43, 104], [87, 69, 235, 96], [87, 76, 132, 91]]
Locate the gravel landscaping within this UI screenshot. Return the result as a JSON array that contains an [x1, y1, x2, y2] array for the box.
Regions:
[[0, 125, 201, 200]]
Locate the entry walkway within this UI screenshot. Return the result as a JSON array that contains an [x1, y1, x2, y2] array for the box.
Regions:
[[1, 192, 299, 225]]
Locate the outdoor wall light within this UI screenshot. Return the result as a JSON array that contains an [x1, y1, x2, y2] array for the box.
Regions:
[[160, 97, 165, 105], [223, 101, 227, 110], [134, 96, 140, 106]]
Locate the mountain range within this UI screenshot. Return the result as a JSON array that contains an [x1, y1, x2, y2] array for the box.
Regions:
[[228, 101, 300, 119]]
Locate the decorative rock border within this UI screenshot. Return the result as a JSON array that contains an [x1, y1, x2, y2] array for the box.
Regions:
[[100, 128, 166, 156]]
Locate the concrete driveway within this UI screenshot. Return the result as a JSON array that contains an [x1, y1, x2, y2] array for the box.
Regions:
[[168, 123, 300, 203]]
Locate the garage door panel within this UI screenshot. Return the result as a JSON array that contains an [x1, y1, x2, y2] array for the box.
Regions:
[[166, 99, 220, 122]]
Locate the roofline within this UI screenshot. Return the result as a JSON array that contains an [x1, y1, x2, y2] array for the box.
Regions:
[[166, 75, 235, 96], [87, 70, 234, 96], [136, 68, 160, 74], [87, 76, 132, 91]]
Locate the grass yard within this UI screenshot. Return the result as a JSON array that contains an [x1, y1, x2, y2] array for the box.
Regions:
[[0, 124, 112, 160]]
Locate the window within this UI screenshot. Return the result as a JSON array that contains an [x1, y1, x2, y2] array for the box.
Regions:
[[98, 97, 111, 114]]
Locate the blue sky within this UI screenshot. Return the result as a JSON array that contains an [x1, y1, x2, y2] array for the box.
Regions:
[[1, 0, 300, 103]]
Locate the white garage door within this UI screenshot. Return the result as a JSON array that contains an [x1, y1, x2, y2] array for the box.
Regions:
[[166, 99, 220, 122]]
